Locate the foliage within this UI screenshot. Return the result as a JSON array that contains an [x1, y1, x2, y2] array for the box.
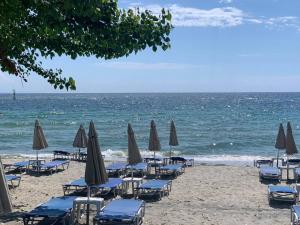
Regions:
[[0, 0, 172, 90]]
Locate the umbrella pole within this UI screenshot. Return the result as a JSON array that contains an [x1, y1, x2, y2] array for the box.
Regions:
[[276, 149, 279, 167], [86, 186, 90, 225], [154, 151, 156, 176], [169, 146, 172, 158], [287, 155, 289, 181], [36, 150, 39, 174], [131, 167, 134, 195]]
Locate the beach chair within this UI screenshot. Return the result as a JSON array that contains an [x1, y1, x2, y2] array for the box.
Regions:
[[143, 157, 163, 167], [127, 163, 150, 177], [169, 156, 194, 167], [291, 205, 300, 225], [93, 199, 145, 225], [268, 185, 297, 205], [3, 160, 34, 173], [63, 178, 125, 197], [5, 175, 21, 188], [159, 164, 185, 178], [53, 150, 72, 160], [22, 196, 77, 225], [106, 162, 128, 177], [259, 166, 281, 182], [134, 179, 172, 201], [37, 160, 70, 174], [254, 159, 273, 168]]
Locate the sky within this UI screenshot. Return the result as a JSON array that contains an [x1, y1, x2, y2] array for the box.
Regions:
[[1, 0, 300, 93]]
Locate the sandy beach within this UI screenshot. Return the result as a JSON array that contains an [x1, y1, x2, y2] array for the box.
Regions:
[[0, 157, 291, 225]]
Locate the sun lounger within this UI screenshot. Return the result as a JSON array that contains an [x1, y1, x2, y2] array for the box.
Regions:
[[259, 166, 281, 182], [5, 175, 21, 188], [36, 160, 70, 174], [134, 179, 172, 201], [23, 196, 77, 225], [63, 178, 125, 197], [169, 157, 194, 167], [268, 185, 297, 205], [254, 159, 273, 168], [106, 162, 128, 177], [159, 164, 185, 178], [93, 199, 145, 225], [127, 163, 150, 177], [3, 161, 34, 172], [143, 157, 163, 167], [291, 205, 300, 225], [53, 150, 72, 160]]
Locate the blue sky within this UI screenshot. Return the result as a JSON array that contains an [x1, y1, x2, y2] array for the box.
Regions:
[[1, 0, 300, 93]]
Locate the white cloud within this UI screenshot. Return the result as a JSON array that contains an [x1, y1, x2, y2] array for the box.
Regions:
[[95, 62, 202, 70], [131, 4, 244, 27], [219, 0, 233, 4], [129, 3, 300, 30]]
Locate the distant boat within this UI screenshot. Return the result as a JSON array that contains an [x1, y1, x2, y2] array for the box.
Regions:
[[13, 89, 16, 100]]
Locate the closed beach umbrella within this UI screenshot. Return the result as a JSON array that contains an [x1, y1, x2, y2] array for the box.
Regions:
[[128, 123, 142, 165], [286, 122, 298, 180], [85, 121, 108, 224], [149, 120, 161, 174], [169, 120, 179, 157], [0, 158, 12, 214], [128, 123, 142, 183], [73, 124, 88, 159], [33, 120, 48, 171], [275, 123, 286, 167]]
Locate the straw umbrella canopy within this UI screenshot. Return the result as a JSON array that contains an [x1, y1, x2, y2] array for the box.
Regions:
[[85, 121, 108, 224], [149, 120, 161, 174], [0, 158, 12, 214], [73, 124, 88, 158], [286, 122, 298, 180], [128, 123, 142, 165], [275, 123, 286, 167], [169, 120, 179, 157], [32, 120, 48, 170], [128, 123, 142, 183]]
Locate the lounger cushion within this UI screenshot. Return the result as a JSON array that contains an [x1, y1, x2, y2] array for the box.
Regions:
[[260, 167, 281, 175], [268, 185, 297, 194], [5, 175, 20, 181], [96, 199, 143, 220], [160, 164, 182, 171], [127, 163, 148, 171], [139, 180, 170, 189], [106, 162, 128, 170], [65, 178, 122, 188], [40, 160, 68, 169], [25, 196, 77, 218], [292, 205, 300, 216]]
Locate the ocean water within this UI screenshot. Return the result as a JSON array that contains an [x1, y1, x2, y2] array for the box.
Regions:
[[0, 93, 300, 165]]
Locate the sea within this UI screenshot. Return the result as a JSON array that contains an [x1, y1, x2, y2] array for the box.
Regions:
[[0, 93, 299, 165]]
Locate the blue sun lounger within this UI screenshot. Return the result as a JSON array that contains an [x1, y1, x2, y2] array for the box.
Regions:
[[159, 164, 185, 178], [268, 185, 297, 205], [291, 205, 300, 225], [36, 160, 70, 174], [5, 175, 21, 188], [134, 179, 172, 201], [259, 166, 281, 182], [3, 161, 34, 173], [23, 196, 77, 225], [127, 163, 150, 177], [63, 178, 125, 197], [93, 199, 145, 225], [106, 162, 128, 177]]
